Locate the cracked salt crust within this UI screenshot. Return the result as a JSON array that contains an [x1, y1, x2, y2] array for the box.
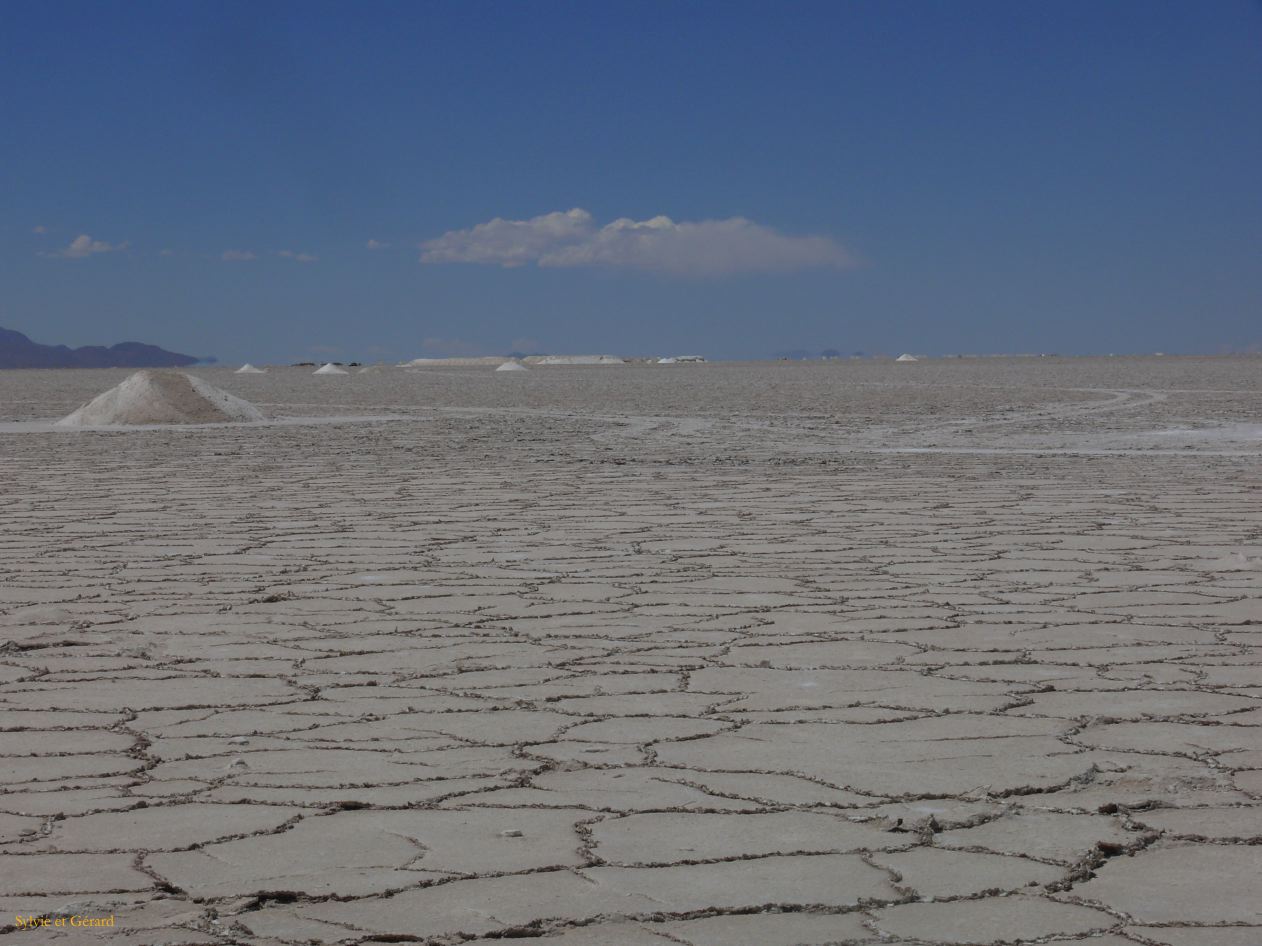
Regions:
[[0, 357, 1260, 944]]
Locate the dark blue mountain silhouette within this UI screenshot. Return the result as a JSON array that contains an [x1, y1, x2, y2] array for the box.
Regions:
[[0, 327, 206, 368]]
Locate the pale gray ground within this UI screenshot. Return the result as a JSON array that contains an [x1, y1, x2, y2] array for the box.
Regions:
[[0, 357, 1259, 945]]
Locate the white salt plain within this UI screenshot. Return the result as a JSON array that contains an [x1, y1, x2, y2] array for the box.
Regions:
[[402, 357, 508, 367], [531, 354, 625, 365], [0, 356, 1260, 945]]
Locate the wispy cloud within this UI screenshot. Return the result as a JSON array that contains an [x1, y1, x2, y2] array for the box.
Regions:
[[221, 249, 257, 262], [366, 239, 390, 250], [419, 208, 855, 277], [32, 225, 48, 235], [51, 233, 128, 259], [278, 249, 317, 263]]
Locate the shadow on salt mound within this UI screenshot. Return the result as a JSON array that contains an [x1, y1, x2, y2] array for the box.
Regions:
[[495, 361, 528, 372], [58, 370, 265, 426], [236, 363, 266, 374], [314, 363, 348, 375]]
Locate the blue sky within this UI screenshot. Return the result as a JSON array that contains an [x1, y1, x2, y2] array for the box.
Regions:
[[2, 0, 1260, 362]]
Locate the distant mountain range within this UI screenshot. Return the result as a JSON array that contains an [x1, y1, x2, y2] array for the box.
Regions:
[[0, 327, 207, 369]]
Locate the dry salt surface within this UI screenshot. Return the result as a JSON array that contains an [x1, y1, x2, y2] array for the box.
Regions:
[[0, 356, 1260, 945]]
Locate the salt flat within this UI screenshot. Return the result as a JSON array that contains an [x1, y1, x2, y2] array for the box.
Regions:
[[0, 357, 1259, 945]]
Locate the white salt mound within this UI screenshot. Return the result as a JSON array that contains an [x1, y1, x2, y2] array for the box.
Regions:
[[236, 363, 266, 374], [314, 363, 348, 375], [57, 370, 265, 426], [895, 353, 919, 362], [495, 361, 528, 372]]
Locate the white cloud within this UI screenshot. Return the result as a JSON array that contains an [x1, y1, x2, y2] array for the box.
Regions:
[[419, 208, 855, 276], [366, 239, 390, 250], [53, 234, 128, 259], [421, 209, 594, 268], [278, 250, 317, 263], [32, 225, 47, 235], [221, 249, 257, 262]]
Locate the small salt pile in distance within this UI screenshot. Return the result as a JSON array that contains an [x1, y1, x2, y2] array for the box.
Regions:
[[314, 363, 348, 375], [57, 370, 264, 426], [495, 361, 528, 372], [236, 363, 266, 374]]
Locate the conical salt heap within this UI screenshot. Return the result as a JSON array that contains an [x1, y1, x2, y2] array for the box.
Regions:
[[236, 363, 266, 374], [314, 363, 348, 375], [895, 353, 919, 362], [495, 361, 528, 372], [58, 370, 265, 426]]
